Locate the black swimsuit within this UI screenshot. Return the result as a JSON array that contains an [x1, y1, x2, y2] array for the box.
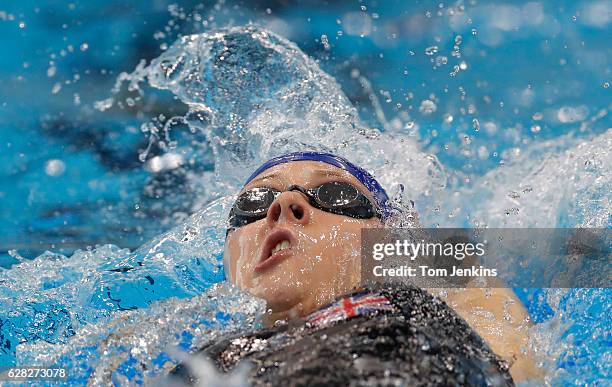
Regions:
[[171, 284, 514, 386]]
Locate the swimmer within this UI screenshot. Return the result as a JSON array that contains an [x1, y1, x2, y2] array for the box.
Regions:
[[171, 152, 541, 385]]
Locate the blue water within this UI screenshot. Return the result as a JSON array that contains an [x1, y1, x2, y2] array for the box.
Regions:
[[0, 1, 610, 385]]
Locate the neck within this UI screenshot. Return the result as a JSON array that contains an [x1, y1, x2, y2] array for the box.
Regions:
[[262, 287, 353, 327], [262, 294, 322, 327]]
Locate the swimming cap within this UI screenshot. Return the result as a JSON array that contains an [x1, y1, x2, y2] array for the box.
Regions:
[[245, 152, 390, 217]]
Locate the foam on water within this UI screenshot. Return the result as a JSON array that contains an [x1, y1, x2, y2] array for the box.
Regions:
[[2, 25, 610, 385], [1, 196, 261, 383], [17, 282, 263, 385], [119, 25, 446, 206], [453, 130, 610, 229]]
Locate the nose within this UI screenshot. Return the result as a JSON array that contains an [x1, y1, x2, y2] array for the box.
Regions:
[[266, 191, 311, 226]]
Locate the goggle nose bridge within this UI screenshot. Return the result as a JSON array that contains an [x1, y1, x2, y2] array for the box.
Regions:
[[286, 184, 309, 195], [283, 184, 317, 206]]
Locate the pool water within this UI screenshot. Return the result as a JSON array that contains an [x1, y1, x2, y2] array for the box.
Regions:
[[0, 1, 610, 385]]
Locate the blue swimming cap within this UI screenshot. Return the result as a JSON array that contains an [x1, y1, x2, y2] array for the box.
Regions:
[[245, 152, 390, 218]]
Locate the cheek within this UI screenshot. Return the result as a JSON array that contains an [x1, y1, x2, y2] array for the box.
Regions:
[[295, 215, 382, 267], [305, 218, 370, 270], [224, 225, 265, 287], [333, 218, 382, 259]]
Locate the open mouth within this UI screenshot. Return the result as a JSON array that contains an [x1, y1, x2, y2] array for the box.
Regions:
[[255, 228, 296, 273]]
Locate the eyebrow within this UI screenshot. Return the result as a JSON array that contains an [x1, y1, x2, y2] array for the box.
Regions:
[[311, 168, 349, 179], [249, 171, 282, 185], [250, 168, 351, 185]]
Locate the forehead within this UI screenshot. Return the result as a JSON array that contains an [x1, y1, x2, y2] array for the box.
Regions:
[[244, 160, 372, 196]]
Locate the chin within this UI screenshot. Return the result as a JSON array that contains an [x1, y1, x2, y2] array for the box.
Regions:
[[250, 279, 306, 313]]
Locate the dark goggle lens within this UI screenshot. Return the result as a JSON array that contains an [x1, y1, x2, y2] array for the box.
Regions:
[[235, 187, 278, 215], [316, 181, 359, 208]]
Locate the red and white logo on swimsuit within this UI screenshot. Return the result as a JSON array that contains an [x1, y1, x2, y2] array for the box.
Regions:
[[306, 292, 395, 328]]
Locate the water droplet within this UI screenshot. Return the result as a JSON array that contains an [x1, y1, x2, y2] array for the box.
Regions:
[[80, 42, 89, 51], [472, 118, 480, 131], [45, 159, 66, 176], [604, 82, 609, 89], [530, 124, 541, 133], [435, 56, 448, 66], [449, 65, 460, 77], [146, 153, 184, 173], [51, 83, 62, 94], [342, 11, 373, 36], [47, 66, 57, 77], [425, 46, 438, 56], [321, 34, 330, 50], [419, 99, 437, 115], [94, 97, 114, 112]]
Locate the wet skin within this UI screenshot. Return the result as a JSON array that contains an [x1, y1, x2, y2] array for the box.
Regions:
[[224, 161, 382, 322], [223, 160, 541, 382]]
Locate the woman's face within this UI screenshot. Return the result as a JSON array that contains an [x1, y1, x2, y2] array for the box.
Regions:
[[224, 161, 383, 318]]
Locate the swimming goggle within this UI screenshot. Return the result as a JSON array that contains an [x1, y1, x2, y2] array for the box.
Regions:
[[227, 181, 382, 230]]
